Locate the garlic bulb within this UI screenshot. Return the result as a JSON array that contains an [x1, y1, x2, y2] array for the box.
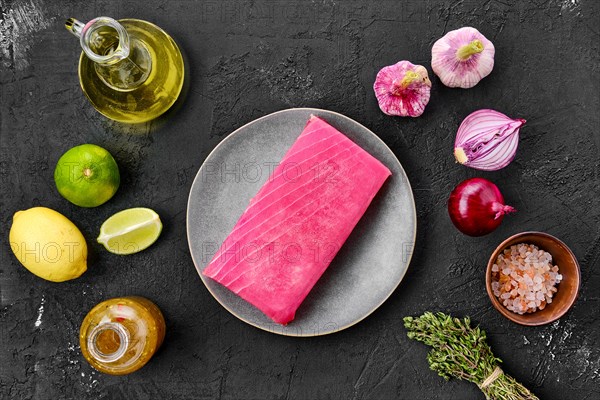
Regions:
[[432, 27, 495, 89], [373, 61, 431, 117], [454, 109, 526, 171]]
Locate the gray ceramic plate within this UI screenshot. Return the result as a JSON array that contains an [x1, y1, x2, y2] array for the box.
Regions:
[[187, 108, 416, 336]]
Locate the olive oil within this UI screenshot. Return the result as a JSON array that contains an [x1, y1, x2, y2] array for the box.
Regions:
[[80, 296, 166, 375], [67, 18, 184, 123]]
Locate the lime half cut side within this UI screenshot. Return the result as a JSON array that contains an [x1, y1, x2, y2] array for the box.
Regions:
[[98, 208, 162, 255]]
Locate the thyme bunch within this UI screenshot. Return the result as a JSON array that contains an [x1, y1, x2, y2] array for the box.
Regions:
[[404, 312, 538, 400]]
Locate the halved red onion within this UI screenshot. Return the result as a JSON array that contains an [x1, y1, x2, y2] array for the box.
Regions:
[[454, 109, 526, 171]]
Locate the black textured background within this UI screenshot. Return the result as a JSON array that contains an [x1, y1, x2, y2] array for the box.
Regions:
[[1, 0, 599, 399]]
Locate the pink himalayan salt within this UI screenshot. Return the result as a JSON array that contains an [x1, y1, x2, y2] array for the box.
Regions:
[[491, 243, 562, 315]]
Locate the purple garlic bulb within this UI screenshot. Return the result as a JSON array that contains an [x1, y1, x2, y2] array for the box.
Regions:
[[432, 27, 495, 89], [373, 60, 432, 117]]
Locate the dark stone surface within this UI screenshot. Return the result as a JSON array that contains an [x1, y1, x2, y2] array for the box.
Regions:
[[1, 0, 599, 399]]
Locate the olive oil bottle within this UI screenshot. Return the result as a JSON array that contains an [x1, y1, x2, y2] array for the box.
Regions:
[[66, 17, 184, 123]]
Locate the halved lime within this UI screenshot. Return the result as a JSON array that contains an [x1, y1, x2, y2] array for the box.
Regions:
[[97, 208, 162, 255]]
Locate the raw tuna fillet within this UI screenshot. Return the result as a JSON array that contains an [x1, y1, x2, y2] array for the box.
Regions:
[[203, 116, 391, 324]]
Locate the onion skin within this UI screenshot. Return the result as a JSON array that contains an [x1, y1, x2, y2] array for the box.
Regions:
[[448, 178, 516, 237]]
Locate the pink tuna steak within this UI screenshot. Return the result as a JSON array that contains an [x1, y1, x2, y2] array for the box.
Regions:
[[203, 116, 391, 324]]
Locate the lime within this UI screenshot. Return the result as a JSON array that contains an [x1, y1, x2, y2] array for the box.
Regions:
[[97, 208, 162, 255], [9, 207, 88, 282], [54, 144, 120, 208]]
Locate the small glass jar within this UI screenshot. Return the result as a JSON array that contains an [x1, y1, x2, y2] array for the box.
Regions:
[[80, 296, 166, 375]]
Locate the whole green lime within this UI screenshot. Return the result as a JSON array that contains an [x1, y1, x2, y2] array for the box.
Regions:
[[54, 144, 120, 208]]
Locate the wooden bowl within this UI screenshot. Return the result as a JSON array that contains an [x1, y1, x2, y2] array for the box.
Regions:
[[486, 232, 580, 326]]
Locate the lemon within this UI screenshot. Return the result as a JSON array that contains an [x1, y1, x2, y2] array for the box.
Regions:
[[54, 144, 120, 208], [97, 208, 162, 255], [9, 207, 88, 282]]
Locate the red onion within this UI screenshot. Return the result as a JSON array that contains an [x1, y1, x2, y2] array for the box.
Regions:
[[454, 109, 526, 171], [448, 178, 516, 236]]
